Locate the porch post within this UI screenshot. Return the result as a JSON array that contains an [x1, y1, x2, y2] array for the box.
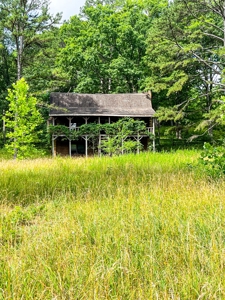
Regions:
[[52, 117, 56, 157], [52, 136, 55, 157], [68, 117, 72, 129], [85, 136, 88, 158], [3, 110, 6, 144], [137, 132, 140, 154], [152, 117, 156, 152], [69, 139, 71, 157], [83, 117, 89, 157], [98, 117, 101, 156], [67, 117, 72, 157]]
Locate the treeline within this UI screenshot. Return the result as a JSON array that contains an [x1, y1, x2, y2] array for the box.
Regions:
[[1, 0, 225, 150]]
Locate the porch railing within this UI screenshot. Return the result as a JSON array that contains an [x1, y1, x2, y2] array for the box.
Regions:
[[69, 126, 154, 134]]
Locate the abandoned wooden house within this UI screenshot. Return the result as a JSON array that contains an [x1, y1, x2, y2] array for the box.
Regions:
[[49, 93, 156, 157]]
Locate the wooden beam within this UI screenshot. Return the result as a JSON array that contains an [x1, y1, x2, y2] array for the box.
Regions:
[[152, 118, 156, 152], [85, 136, 88, 158], [137, 132, 140, 154], [52, 136, 55, 157], [69, 139, 71, 157], [67, 117, 73, 129], [52, 117, 56, 157], [83, 117, 89, 157], [98, 117, 101, 156]]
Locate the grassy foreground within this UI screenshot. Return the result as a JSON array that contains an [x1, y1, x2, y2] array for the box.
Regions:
[[1, 150, 225, 299]]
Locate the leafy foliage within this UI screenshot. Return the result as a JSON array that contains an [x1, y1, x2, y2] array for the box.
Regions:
[[101, 118, 149, 155], [0, 0, 62, 148], [0, 0, 61, 80], [145, 0, 225, 141], [57, 0, 161, 93], [199, 142, 225, 178], [4, 78, 44, 159]]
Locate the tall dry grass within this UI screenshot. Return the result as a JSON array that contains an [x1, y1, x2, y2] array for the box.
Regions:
[[1, 150, 225, 299]]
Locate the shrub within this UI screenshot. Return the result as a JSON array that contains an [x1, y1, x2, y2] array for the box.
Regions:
[[199, 142, 225, 177]]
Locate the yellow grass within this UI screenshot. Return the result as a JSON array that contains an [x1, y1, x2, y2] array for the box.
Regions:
[[1, 151, 225, 299]]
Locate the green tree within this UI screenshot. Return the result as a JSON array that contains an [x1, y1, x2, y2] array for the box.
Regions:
[[58, 0, 163, 93], [23, 27, 67, 93], [0, 0, 61, 80], [4, 78, 43, 159], [144, 0, 225, 141], [0, 0, 62, 147]]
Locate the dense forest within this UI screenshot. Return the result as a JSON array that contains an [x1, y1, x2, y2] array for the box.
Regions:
[[1, 0, 225, 152]]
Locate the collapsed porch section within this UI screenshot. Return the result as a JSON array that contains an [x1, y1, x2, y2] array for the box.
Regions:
[[49, 93, 156, 157]]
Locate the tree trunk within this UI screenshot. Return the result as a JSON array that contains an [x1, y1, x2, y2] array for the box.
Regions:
[[17, 36, 23, 80], [224, 3, 225, 47]]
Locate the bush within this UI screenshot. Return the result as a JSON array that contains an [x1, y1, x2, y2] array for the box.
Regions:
[[199, 142, 225, 177]]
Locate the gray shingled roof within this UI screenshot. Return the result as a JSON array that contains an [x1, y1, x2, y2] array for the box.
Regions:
[[50, 93, 155, 117]]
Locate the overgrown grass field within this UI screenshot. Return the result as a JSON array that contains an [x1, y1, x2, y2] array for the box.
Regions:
[[1, 151, 225, 299]]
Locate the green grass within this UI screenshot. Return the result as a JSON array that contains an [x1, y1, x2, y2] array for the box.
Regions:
[[1, 150, 225, 299]]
